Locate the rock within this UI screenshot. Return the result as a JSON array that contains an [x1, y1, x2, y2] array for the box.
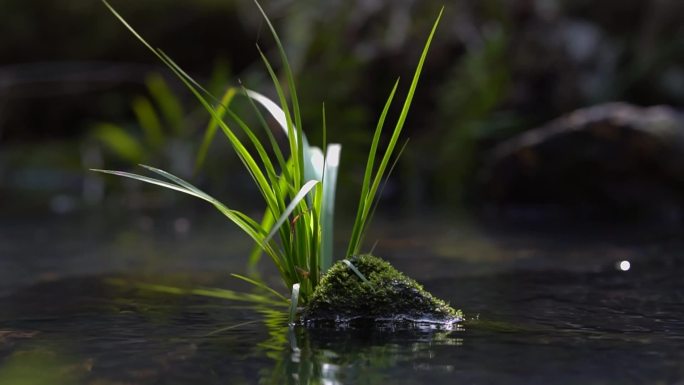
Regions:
[[303, 255, 462, 327], [480, 102, 684, 220]]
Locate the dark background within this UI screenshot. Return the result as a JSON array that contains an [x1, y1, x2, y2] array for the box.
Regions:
[[1, 0, 683, 223]]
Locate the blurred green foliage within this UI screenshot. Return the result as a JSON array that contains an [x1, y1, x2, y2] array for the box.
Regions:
[[1, 0, 682, 212]]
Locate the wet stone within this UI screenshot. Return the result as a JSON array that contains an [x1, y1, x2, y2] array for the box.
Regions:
[[303, 255, 462, 327]]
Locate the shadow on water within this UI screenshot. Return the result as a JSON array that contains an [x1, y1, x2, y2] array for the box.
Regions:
[[2, 214, 684, 384]]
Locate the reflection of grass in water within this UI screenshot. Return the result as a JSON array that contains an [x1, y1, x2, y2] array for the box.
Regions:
[[0, 348, 88, 385], [259, 325, 464, 385]]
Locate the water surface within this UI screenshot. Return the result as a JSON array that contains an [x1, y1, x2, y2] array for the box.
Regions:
[[1, 212, 683, 384]]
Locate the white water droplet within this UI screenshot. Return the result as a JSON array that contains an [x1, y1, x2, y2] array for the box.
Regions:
[[618, 260, 631, 271]]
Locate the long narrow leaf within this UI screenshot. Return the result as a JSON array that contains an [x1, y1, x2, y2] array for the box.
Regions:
[[346, 80, 399, 256], [347, 8, 443, 256], [320, 144, 340, 271], [288, 283, 300, 325], [231, 273, 288, 303], [245, 89, 321, 182], [240, 85, 289, 179], [91, 169, 204, 199], [342, 259, 370, 284], [265, 179, 319, 242], [251, 0, 303, 170]]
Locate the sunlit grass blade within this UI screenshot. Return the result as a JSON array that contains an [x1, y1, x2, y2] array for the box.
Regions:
[[244, 90, 293, 141], [321, 144, 341, 271], [94, 166, 285, 276], [156, 52, 281, 213], [255, 46, 302, 188], [231, 273, 289, 302], [347, 8, 444, 256], [342, 259, 370, 284], [106, 278, 287, 307], [103, 0, 279, 213], [265, 179, 319, 242], [357, 140, 409, 249], [240, 85, 290, 179], [251, 0, 303, 160], [288, 283, 301, 325], [346, 79, 399, 256], [247, 209, 274, 271], [91, 168, 204, 199]]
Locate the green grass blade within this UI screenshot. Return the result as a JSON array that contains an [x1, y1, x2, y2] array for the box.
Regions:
[[357, 140, 409, 250], [245, 88, 323, 186], [157, 50, 219, 103], [154, 52, 281, 213], [224, 109, 281, 193], [347, 8, 443, 256], [231, 273, 288, 303], [91, 168, 204, 199], [251, 0, 303, 163], [94, 166, 284, 274], [240, 86, 289, 178], [346, 80, 399, 256], [107, 279, 287, 307], [265, 179, 319, 242], [102, 6, 277, 210], [254, 47, 301, 187], [247, 208, 275, 270], [138, 164, 216, 202]]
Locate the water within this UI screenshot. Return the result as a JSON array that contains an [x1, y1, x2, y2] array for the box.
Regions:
[[2, 212, 684, 384]]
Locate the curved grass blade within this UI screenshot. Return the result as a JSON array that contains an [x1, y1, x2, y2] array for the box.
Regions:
[[91, 169, 204, 199], [346, 80, 399, 256], [251, 0, 303, 158], [357, 140, 409, 250], [347, 8, 444, 256], [106, 278, 287, 307], [254, 46, 302, 186], [240, 85, 289, 179], [245, 89, 321, 182], [342, 259, 370, 284], [231, 273, 288, 303], [265, 179, 319, 242]]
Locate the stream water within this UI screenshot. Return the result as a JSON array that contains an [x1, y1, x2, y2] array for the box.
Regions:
[[1, 212, 683, 384]]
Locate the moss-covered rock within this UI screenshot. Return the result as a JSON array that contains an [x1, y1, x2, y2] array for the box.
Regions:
[[303, 255, 462, 326]]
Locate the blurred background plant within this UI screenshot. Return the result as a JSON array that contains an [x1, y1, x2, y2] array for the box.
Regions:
[[1, 0, 682, 219], [84, 63, 236, 206]]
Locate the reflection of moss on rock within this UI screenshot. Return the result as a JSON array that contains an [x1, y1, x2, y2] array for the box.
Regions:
[[303, 255, 462, 325]]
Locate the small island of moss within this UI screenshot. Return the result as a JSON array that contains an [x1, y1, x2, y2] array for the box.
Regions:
[[303, 255, 463, 327]]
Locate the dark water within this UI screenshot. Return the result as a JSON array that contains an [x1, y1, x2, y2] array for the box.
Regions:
[[2, 213, 684, 384]]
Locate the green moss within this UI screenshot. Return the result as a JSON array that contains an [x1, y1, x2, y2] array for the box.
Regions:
[[304, 255, 462, 326]]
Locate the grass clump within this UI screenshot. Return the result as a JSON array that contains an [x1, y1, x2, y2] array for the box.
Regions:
[[93, 0, 445, 322], [304, 255, 462, 325]]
